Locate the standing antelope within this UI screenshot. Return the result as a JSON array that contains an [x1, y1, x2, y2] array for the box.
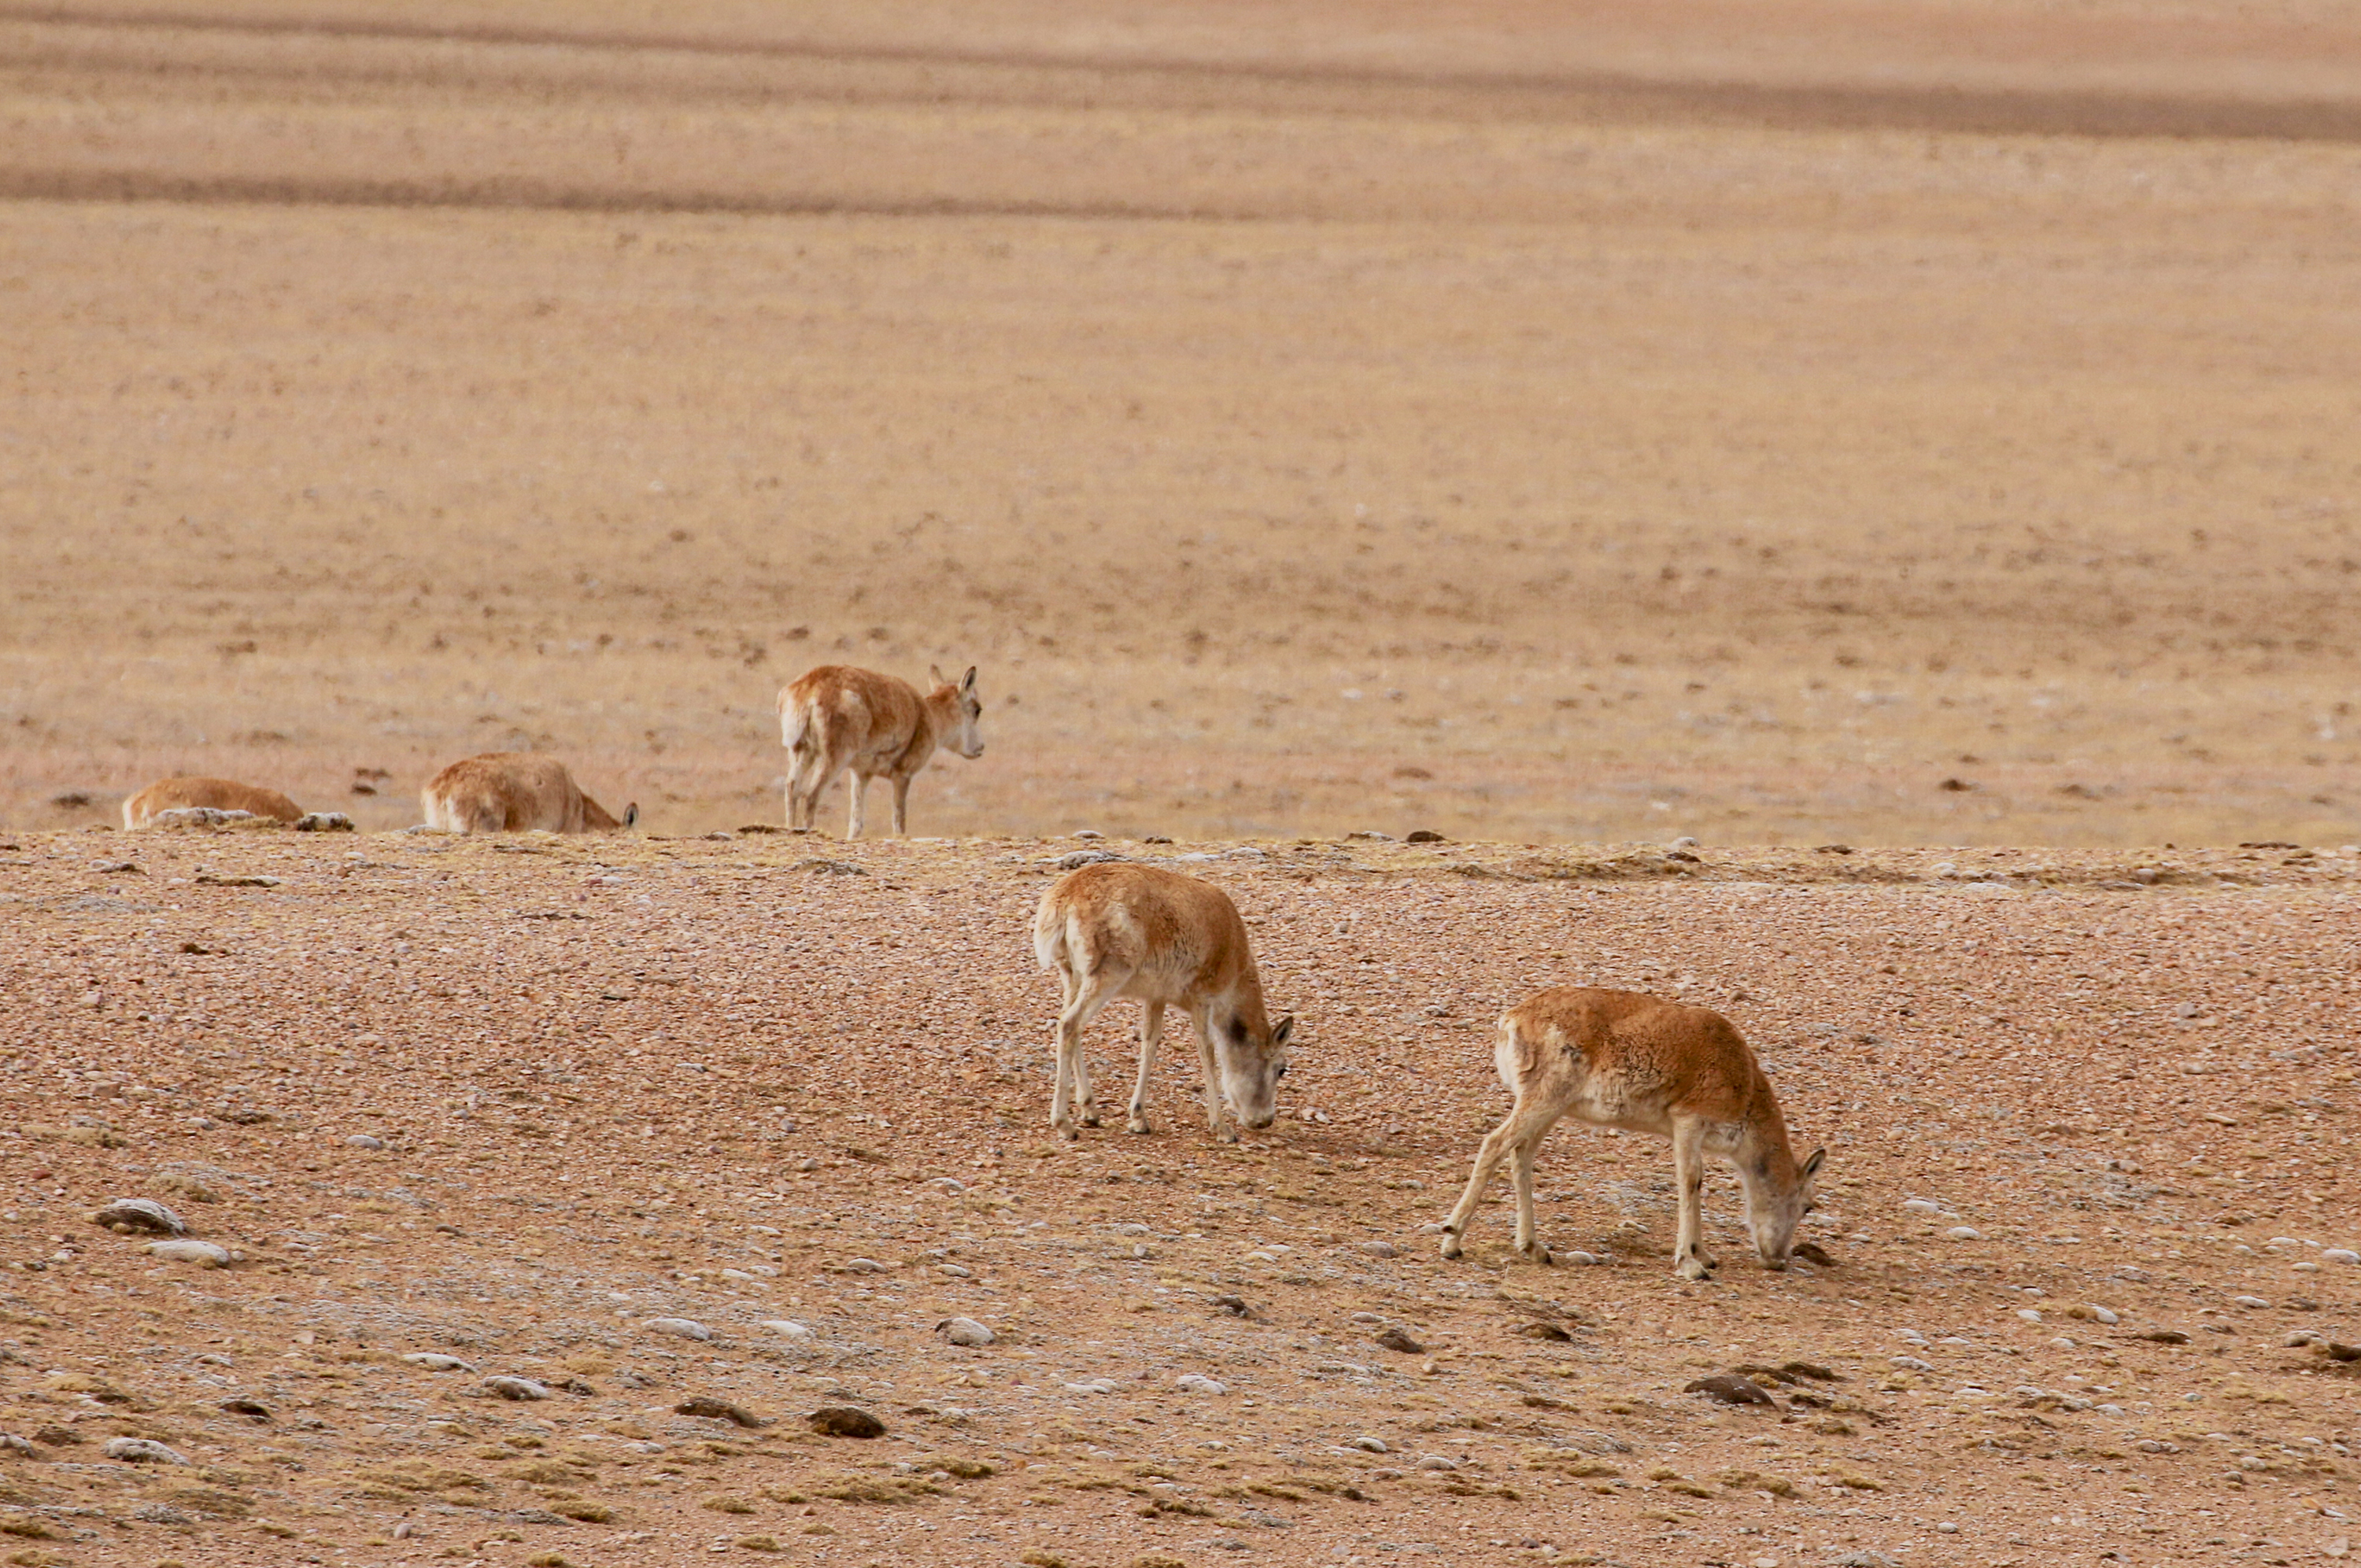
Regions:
[[1033, 862, 1293, 1143], [420, 753, 637, 834], [778, 663, 983, 838], [123, 777, 302, 828], [1440, 987, 1825, 1279]]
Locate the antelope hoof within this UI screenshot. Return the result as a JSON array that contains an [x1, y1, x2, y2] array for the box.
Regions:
[[1081, 1112, 1101, 1128], [1055, 1123, 1079, 1143], [1676, 1253, 1713, 1282], [1126, 1115, 1152, 1134], [1439, 1232, 1464, 1260], [1517, 1241, 1554, 1267], [1214, 1125, 1239, 1145]]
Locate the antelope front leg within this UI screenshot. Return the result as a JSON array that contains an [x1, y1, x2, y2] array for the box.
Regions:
[[1192, 1011, 1233, 1142], [889, 775, 911, 836], [1127, 1001, 1166, 1134], [1670, 1118, 1716, 1280]]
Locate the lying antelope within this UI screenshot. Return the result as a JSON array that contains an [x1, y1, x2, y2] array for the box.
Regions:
[[420, 753, 637, 834], [123, 777, 302, 829], [778, 663, 983, 838], [1033, 861, 1293, 1143], [1440, 987, 1825, 1279]]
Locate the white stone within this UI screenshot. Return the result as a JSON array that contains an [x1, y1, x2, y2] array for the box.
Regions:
[[937, 1317, 995, 1348], [760, 1320, 813, 1341], [91, 1197, 186, 1236], [481, 1375, 549, 1400], [2322, 1249, 2360, 1265], [645, 1317, 714, 1341], [145, 1239, 231, 1267], [401, 1353, 478, 1372], [1175, 1374, 1228, 1395], [1348, 1435, 1388, 1453], [102, 1437, 189, 1464]]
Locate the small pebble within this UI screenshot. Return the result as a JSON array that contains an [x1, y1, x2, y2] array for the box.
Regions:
[[401, 1352, 477, 1372], [808, 1406, 885, 1438], [2322, 1249, 2360, 1265], [102, 1437, 189, 1464], [1890, 1356, 1933, 1371], [481, 1376, 549, 1400], [1175, 1373, 1228, 1395], [1415, 1455, 1458, 1471], [146, 1238, 231, 1267], [1901, 1199, 1943, 1216], [1358, 1240, 1398, 1259], [1374, 1327, 1426, 1355], [90, 1197, 185, 1236], [1945, 1227, 1982, 1241], [937, 1317, 995, 1347], [760, 1320, 813, 1341], [676, 1396, 767, 1428], [345, 1134, 384, 1150], [2232, 1295, 2270, 1308], [1347, 1435, 1389, 1453], [645, 1316, 714, 1341]]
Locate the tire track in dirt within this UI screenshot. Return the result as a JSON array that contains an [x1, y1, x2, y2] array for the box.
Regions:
[[6, 2, 2361, 144]]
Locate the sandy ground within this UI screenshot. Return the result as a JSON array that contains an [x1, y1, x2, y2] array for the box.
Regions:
[[1, 824, 2358, 1566], [5, 0, 2361, 847]]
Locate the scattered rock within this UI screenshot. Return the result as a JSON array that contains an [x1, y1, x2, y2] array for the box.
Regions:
[[1373, 1327, 1426, 1355], [132, 1502, 194, 1525], [645, 1316, 715, 1341], [1686, 1374, 1779, 1408], [1790, 1241, 1835, 1267], [676, 1396, 767, 1428], [480, 1376, 550, 1400], [937, 1317, 994, 1347], [0, 1434, 32, 1456], [91, 1197, 186, 1236], [345, 1134, 385, 1150], [218, 1396, 272, 1420], [1213, 1294, 1254, 1318], [808, 1406, 886, 1439], [2322, 1249, 2359, 1265], [1406, 829, 1447, 843], [1053, 849, 1123, 870], [1944, 1226, 1982, 1241], [401, 1352, 478, 1372], [759, 1320, 813, 1342], [146, 1238, 231, 1267], [2232, 1295, 2271, 1308], [102, 1437, 189, 1464], [1513, 1322, 1573, 1343], [2322, 1342, 2361, 1363], [1356, 1239, 1398, 1258], [2134, 1330, 2190, 1345], [294, 812, 354, 832], [1174, 1373, 1228, 1395], [1347, 1435, 1388, 1453]]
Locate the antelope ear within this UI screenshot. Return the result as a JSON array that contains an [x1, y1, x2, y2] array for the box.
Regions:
[[962, 665, 978, 692], [1801, 1147, 1826, 1179], [929, 664, 948, 687], [624, 802, 640, 829], [1271, 1015, 1295, 1049]]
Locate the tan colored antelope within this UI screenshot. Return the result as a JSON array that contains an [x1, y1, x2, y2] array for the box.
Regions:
[[1033, 861, 1293, 1144], [420, 753, 637, 834], [778, 663, 982, 838], [1440, 987, 1824, 1279], [122, 777, 302, 829]]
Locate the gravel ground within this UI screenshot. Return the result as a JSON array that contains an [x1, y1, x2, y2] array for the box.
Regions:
[[2, 824, 2358, 1567]]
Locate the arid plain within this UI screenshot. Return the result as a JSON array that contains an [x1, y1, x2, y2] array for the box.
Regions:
[[5, 2, 2361, 1565]]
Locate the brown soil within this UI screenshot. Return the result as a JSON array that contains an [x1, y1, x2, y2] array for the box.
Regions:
[[6, 4, 2361, 1565], [0, 826, 2356, 1565]]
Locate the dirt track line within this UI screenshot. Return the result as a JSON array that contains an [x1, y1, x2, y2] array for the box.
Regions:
[[7, 2, 2361, 142], [0, 170, 1294, 221]]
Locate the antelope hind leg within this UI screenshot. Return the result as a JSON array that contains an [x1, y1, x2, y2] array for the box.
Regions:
[[1127, 1001, 1165, 1134]]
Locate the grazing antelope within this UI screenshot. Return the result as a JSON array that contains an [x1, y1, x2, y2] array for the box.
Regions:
[[420, 753, 637, 834], [1033, 862, 1293, 1143], [778, 663, 983, 838], [1440, 987, 1824, 1279], [123, 777, 302, 829]]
